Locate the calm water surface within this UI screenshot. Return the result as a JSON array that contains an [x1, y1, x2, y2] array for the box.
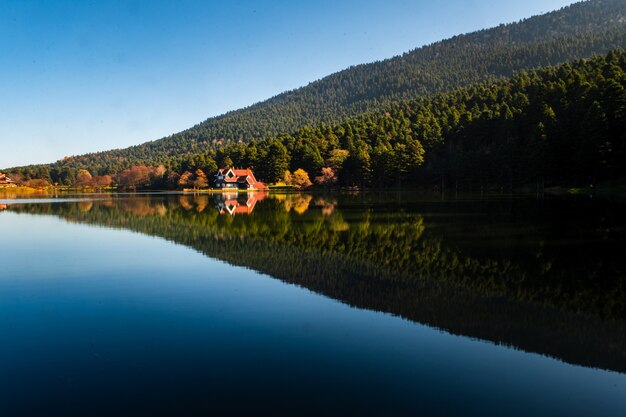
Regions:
[[0, 192, 625, 416]]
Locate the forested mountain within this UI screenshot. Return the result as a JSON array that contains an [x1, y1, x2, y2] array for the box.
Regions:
[[204, 50, 626, 188], [6, 0, 626, 187], [10, 49, 626, 189]]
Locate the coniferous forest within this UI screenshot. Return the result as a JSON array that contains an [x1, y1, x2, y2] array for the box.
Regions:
[[5, 0, 626, 189]]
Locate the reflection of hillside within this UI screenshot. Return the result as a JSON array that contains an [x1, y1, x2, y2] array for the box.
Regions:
[[6, 194, 626, 373]]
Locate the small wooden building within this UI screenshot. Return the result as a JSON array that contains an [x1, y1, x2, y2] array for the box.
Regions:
[[0, 173, 16, 188]]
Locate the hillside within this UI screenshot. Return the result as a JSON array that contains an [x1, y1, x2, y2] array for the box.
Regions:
[[7, 0, 626, 183], [204, 49, 626, 188], [10, 48, 626, 191]]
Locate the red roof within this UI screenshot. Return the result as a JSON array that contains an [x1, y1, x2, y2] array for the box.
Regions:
[[0, 173, 14, 184], [232, 169, 251, 177], [218, 168, 261, 186]]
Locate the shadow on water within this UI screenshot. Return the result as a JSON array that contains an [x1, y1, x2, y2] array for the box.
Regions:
[[4, 191, 626, 373]]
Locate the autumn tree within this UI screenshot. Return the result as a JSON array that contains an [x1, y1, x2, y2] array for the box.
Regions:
[[283, 170, 292, 185], [315, 167, 337, 186], [178, 171, 194, 189], [193, 169, 209, 189], [118, 166, 153, 190], [291, 169, 312, 189], [75, 170, 93, 187], [93, 175, 113, 189]]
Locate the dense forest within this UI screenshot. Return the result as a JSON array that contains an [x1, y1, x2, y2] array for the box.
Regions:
[[8, 49, 626, 190], [5, 193, 626, 372], [6, 0, 626, 188]]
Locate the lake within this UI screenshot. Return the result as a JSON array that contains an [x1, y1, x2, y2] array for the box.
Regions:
[[1, 191, 625, 416]]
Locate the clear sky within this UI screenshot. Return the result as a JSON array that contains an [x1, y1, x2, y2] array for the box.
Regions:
[[0, 0, 577, 169]]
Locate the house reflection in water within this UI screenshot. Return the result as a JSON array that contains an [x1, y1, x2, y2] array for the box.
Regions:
[[215, 192, 268, 216]]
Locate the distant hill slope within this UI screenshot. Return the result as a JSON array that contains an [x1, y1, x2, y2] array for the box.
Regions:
[[7, 0, 626, 176]]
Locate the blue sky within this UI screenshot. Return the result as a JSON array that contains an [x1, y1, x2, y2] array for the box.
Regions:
[[0, 0, 577, 168]]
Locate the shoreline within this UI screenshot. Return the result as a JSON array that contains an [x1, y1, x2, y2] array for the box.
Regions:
[[2, 182, 626, 198]]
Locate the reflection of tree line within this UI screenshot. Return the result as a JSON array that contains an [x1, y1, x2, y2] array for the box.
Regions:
[[7, 195, 626, 373], [8, 194, 626, 318]]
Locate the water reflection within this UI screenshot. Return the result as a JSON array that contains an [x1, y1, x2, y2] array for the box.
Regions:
[[172, 192, 309, 216], [3, 192, 626, 373], [214, 191, 268, 215]]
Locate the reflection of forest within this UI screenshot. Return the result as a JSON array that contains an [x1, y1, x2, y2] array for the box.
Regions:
[[6, 193, 626, 373]]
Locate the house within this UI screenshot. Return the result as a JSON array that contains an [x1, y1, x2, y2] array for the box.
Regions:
[[0, 173, 16, 188], [214, 168, 268, 190]]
